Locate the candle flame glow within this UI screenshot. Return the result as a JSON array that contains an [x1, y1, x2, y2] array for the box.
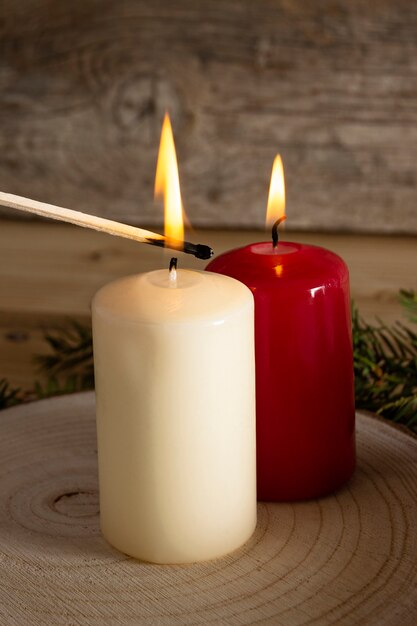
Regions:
[[266, 154, 286, 227], [154, 113, 184, 246]]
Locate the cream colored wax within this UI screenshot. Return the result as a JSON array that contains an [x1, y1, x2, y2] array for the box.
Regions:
[[92, 268, 256, 564]]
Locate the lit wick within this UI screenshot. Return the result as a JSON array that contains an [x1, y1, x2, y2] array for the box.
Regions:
[[271, 216, 287, 249], [169, 257, 178, 285]]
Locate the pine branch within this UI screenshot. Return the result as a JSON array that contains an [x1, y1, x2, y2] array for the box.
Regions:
[[34, 375, 92, 399], [34, 321, 94, 394], [352, 291, 417, 428], [399, 289, 417, 324], [0, 378, 22, 410]]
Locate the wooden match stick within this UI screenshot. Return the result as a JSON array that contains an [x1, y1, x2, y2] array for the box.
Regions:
[[0, 191, 213, 260]]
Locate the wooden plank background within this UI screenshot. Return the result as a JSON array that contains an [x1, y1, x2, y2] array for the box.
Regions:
[[1, 221, 416, 390], [1, 1, 417, 233]]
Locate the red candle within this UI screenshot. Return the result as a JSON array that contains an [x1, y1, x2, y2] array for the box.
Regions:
[[206, 157, 355, 501]]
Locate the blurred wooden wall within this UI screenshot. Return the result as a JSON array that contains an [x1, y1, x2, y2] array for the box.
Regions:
[[1, 0, 417, 233]]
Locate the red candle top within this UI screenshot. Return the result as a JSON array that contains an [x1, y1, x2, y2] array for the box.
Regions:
[[210, 241, 349, 290]]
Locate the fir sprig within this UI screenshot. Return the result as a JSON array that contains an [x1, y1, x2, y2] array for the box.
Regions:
[[34, 374, 92, 399], [400, 288, 417, 324], [352, 290, 417, 428], [0, 378, 22, 410], [35, 321, 94, 389]]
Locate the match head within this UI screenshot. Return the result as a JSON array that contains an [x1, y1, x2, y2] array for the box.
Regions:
[[194, 244, 214, 260]]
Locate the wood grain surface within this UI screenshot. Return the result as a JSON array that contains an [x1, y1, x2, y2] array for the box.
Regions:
[[0, 392, 416, 624], [1, 221, 416, 389], [1, 1, 417, 233]]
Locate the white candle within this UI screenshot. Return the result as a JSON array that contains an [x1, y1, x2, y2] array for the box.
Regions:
[[92, 266, 256, 563]]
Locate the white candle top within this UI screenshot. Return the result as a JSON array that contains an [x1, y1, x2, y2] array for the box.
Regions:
[[93, 269, 253, 324]]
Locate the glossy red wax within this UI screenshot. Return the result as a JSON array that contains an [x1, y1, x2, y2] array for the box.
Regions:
[[207, 242, 355, 501]]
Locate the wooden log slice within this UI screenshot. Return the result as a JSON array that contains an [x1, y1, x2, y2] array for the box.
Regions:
[[0, 392, 416, 625]]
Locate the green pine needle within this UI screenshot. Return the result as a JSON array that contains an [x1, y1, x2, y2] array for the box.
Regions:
[[35, 320, 94, 387], [34, 374, 92, 399], [352, 290, 417, 428], [399, 289, 417, 324], [0, 378, 22, 410]]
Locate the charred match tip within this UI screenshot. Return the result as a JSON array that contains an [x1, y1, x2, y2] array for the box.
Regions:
[[184, 242, 214, 260], [145, 238, 214, 260]]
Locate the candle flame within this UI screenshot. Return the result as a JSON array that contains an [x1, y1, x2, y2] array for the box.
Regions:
[[266, 154, 286, 227], [154, 113, 184, 246]]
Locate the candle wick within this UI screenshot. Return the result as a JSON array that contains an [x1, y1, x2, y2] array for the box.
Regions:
[[169, 257, 178, 285], [271, 216, 287, 249]]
